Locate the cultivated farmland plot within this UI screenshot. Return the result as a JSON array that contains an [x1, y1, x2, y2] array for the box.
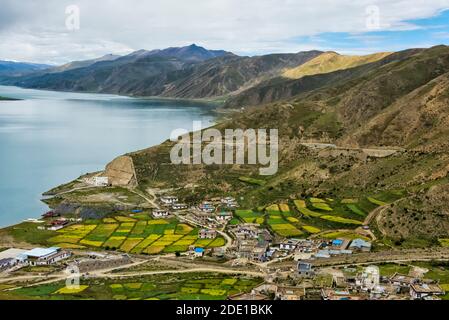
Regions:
[[49, 215, 224, 254], [8, 274, 262, 300]]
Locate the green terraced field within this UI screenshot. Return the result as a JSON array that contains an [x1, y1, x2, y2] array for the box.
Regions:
[[6, 273, 262, 300]]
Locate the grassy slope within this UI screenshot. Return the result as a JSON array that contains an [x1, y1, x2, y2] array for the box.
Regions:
[[283, 51, 392, 79]]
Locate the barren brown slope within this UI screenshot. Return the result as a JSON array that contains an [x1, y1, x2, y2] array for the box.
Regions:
[[160, 51, 323, 99], [224, 49, 421, 109], [339, 71, 449, 151], [333, 45, 449, 134]]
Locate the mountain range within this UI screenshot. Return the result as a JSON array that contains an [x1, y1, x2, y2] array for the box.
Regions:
[[0, 60, 52, 77], [0, 44, 332, 99], [1, 44, 442, 110]]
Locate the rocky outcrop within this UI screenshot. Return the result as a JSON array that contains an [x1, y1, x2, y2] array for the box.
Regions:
[[103, 155, 138, 187]]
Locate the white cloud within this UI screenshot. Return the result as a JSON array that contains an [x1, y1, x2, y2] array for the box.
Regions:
[[0, 0, 448, 64]]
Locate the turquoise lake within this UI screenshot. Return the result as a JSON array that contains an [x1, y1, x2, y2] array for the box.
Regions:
[[0, 86, 215, 227]]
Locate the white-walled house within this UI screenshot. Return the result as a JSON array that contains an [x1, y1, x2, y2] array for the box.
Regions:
[[152, 210, 170, 218], [198, 229, 217, 239], [172, 203, 188, 210], [94, 177, 109, 187], [216, 211, 233, 222], [160, 196, 179, 205]]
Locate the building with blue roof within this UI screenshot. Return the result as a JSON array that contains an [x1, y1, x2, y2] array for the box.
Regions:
[[332, 239, 343, 246], [193, 247, 205, 257]]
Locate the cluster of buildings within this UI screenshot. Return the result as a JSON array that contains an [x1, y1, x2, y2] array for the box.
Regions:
[[290, 263, 445, 300], [0, 247, 71, 271], [311, 238, 372, 259], [39, 212, 82, 231], [239, 263, 446, 301], [158, 194, 236, 229], [226, 225, 373, 265], [228, 224, 273, 262]]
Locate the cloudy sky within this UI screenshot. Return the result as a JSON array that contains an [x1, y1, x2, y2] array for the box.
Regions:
[[1, 0, 449, 65]]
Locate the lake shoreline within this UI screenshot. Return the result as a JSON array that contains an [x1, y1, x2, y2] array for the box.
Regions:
[[0, 84, 226, 107], [0, 96, 21, 101], [0, 86, 216, 228]]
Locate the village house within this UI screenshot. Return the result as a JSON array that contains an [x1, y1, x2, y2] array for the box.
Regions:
[[192, 247, 205, 258], [275, 286, 305, 300], [19, 247, 71, 266], [252, 242, 269, 262], [349, 239, 372, 252], [47, 224, 64, 231], [160, 196, 178, 205], [232, 224, 260, 240], [237, 239, 258, 259], [209, 197, 222, 205], [198, 202, 215, 213], [216, 211, 233, 222], [93, 176, 109, 187], [296, 239, 317, 251], [280, 239, 300, 251], [152, 209, 170, 218], [321, 288, 368, 300], [198, 229, 217, 239], [221, 197, 238, 208], [237, 239, 268, 262], [43, 219, 69, 231], [172, 203, 188, 210], [410, 282, 445, 300], [297, 261, 315, 278]]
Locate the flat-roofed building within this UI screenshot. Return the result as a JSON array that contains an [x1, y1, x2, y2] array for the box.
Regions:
[[160, 196, 178, 205], [276, 286, 305, 300], [198, 229, 217, 239], [19, 247, 71, 266], [152, 209, 170, 218], [410, 283, 445, 300]]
